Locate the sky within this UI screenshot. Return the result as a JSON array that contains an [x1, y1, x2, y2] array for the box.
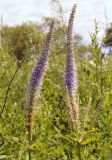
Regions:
[[0, 0, 112, 43]]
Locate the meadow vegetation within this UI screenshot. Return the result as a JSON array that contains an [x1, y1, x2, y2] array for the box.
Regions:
[[0, 3, 112, 160]]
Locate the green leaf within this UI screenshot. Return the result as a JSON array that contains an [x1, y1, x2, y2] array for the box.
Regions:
[[79, 131, 96, 145], [0, 155, 9, 159]]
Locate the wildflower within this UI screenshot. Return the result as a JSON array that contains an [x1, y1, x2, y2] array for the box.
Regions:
[[66, 5, 79, 130], [26, 20, 55, 109], [26, 20, 55, 140]]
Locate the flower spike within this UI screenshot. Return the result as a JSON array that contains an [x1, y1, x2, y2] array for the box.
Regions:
[[66, 5, 79, 130]]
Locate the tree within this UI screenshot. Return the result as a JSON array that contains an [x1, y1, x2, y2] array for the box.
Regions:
[[102, 23, 112, 55], [2, 22, 44, 63]]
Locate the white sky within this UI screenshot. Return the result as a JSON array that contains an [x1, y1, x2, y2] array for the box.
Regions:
[[0, 0, 112, 43]]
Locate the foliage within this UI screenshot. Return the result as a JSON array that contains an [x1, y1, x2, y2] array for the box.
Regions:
[[0, 18, 112, 160], [103, 23, 112, 47], [1, 23, 44, 62]]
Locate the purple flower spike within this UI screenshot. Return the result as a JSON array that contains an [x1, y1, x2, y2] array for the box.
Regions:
[[26, 20, 55, 140], [26, 20, 55, 109], [66, 5, 79, 130]]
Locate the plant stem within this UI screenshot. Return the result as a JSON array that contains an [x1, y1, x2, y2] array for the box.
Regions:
[[28, 107, 33, 160], [77, 141, 81, 160], [0, 65, 19, 115], [29, 147, 32, 160]]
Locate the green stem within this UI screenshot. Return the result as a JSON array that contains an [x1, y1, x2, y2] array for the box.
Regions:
[[29, 148, 32, 160], [100, 55, 103, 94], [0, 65, 19, 115], [77, 141, 81, 160]]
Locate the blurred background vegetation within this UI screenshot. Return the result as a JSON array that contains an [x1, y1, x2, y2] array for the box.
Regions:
[[0, 1, 112, 159]]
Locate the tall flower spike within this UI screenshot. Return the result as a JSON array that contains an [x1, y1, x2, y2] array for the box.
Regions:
[[26, 20, 55, 140], [66, 5, 79, 130]]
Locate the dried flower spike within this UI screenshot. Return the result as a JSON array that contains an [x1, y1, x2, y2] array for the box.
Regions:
[[26, 20, 55, 140], [66, 4, 79, 130]]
